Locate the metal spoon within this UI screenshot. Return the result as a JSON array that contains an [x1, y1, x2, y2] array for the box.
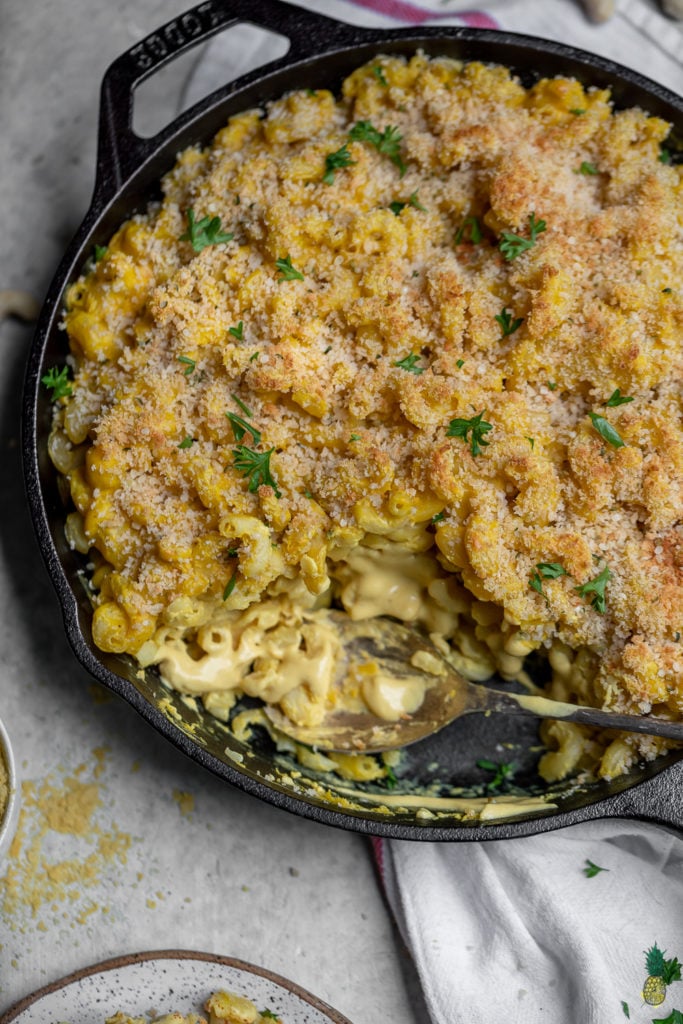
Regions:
[[264, 614, 683, 752]]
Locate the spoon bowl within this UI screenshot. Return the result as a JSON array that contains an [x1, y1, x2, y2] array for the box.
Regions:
[[265, 615, 683, 753]]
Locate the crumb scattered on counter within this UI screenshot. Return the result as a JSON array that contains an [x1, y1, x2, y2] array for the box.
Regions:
[[172, 790, 194, 816]]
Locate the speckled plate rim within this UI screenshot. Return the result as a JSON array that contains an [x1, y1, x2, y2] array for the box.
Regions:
[[0, 949, 354, 1024], [0, 715, 19, 864]]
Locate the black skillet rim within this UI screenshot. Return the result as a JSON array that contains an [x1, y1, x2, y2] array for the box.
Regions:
[[22, 0, 683, 840]]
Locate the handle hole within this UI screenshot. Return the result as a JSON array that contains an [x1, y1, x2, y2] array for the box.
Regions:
[[132, 22, 290, 139]]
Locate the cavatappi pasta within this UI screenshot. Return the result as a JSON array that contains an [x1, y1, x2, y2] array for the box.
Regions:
[[105, 988, 283, 1024], [48, 55, 683, 784]]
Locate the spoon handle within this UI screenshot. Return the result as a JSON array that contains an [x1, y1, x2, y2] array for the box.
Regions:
[[478, 686, 683, 742]]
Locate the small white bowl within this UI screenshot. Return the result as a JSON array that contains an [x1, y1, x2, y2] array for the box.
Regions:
[[0, 716, 19, 862]]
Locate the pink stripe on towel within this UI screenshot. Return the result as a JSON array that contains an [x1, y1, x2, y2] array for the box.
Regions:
[[343, 0, 498, 28]]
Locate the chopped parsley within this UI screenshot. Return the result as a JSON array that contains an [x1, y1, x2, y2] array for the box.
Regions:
[[231, 393, 253, 417], [260, 1010, 281, 1021], [605, 388, 633, 407], [372, 65, 388, 86], [578, 161, 599, 175], [569, 107, 586, 115], [589, 412, 625, 448], [178, 436, 195, 449], [476, 758, 516, 793], [180, 208, 233, 252], [323, 143, 355, 185], [177, 355, 196, 376], [228, 321, 244, 340], [455, 215, 482, 245], [226, 412, 261, 446], [389, 191, 426, 215], [495, 307, 524, 337], [446, 411, 492, 457], [222, 570, 238, 600], [547, 381, 558, 391], [385, 766, 398, 788], [659, 148, 672, 165], [41, 365, 72, 399], [394, 352, 424, 374], [526, 437, 535, 450], [621, 1001, 630, 1019], [456, 358, 465, 369], [529, 562, 567, 601], [349, 433, 361, 442], [432, 511, 446, 523], [575, 564, 612, 614], [276, 255, 304, 281], [349, 120, 406, 176], [583, 858, 609, 877], [94, 244, 107, 262], [499, 212, 546, 261], [663, 287, 673, 294], [232, 445, 281, 496], [249, 351, 260, 362]]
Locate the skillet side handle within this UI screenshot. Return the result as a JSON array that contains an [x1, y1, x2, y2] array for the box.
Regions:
[[95, 0, 356, 201], [599, 760, 683, 835]]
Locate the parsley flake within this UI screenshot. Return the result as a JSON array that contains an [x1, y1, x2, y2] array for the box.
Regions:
[[385, 765, 398, 789], [605, 388, 633, 408], [177, 355, 196, 376], [456, 359, 465, 369], [249, 351, 260, 362], [394, 352, 425, 374], [621, 1001, 630, 1019], [476, 758, 516, 793], [94, 244, 107, 262], [569, 107, 586, 115], [578, 161, 599, 175], [389, 192, 427, 216], [226, 412, 261, 446], [260, 1012, 281, 1022], [663, 287, 673, 294], [455, 215, 482, 245], [231, 393, 253, 417], [323, 143, 355, 185], [349, 120, 406, 176], [589, 412, 625, 448], [349, 433, 361, 442], [232, 445, 281, 497], [583, 858, 609, 877], [529, 562, 567, 601], [372, 65, 388, 86], [659, 148, 672, 165], [41, 365, 72, 399], [575, 564, 612, 614], [547, 381, 558, 391], [495, 307, 524, 337], [276, 255, 304, 281], [499, 212, 546, 261], [222, 570, 238, 600], [446, 411, 493, 457], [228, 321, 244, 340], [178, 436, 195, 449], [526, 436, 535, 450], [180, 208, 234, 252], [432, 511, 445, 523]]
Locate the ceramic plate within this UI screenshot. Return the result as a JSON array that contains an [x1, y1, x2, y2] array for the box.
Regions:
[[0, 950, 353, 1024]]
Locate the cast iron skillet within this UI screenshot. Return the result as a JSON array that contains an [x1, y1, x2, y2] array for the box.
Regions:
[[23, 0, 683, 839]]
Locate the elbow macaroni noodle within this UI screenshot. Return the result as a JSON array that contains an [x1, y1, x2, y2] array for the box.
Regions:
[[49, 55, 683, 784]]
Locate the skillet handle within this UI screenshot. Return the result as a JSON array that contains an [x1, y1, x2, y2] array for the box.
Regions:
[[596, 759, 683, 835], [95, 0, 356, 200]]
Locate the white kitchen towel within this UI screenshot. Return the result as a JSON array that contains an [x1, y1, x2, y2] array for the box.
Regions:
[[372, 822, 683, 1024]]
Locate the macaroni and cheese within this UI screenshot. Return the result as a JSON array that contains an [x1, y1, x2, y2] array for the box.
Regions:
[[48, 55, 683, 784]]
